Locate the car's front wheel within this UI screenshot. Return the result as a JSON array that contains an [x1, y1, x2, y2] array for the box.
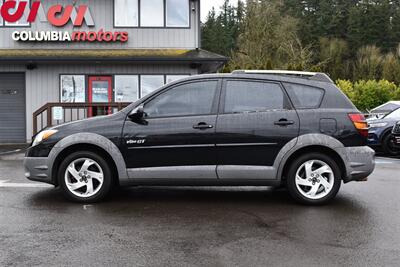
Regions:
[[58, 151, 113, 203], [286, 153, 341, 205]]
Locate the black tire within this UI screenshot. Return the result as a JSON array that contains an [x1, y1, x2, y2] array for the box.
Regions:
[[286, 153, 341, 205], [382, 133, 399, 156], [58, 151, 113, 203]]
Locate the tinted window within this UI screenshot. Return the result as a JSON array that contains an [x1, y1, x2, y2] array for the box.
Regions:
[[284, 83, 324, 109], [144, 81, 218, 118], [224, 80, 285, 113]]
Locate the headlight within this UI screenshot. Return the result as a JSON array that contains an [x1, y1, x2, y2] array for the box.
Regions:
[[32, 129, 58, 147], [368, 122, 388, 128]]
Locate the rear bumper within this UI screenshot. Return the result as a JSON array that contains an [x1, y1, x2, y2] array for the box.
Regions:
[[335, 146, 375, 183], [23, 157, 54, 185]]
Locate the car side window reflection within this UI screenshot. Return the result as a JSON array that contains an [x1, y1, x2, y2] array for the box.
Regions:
[[224, 80, 287, 114], [144, 81, 218, 118]]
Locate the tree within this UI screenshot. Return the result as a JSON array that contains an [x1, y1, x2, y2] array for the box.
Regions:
[[353, 45, 383, 81], [318, 38, 351, 80], [382, 50, 400, 85], [228, 0, 310, 70], [201, 1, 244, 57]]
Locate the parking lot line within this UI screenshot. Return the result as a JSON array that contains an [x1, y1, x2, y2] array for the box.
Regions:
[[0, 180, 52, 188], [376, 157, 400, 164]]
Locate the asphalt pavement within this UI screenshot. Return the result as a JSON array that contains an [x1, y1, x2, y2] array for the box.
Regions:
[[1, 153, 400, 267]]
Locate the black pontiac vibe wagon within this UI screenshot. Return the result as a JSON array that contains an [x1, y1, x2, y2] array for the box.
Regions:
[[24, 70, 375, 205]]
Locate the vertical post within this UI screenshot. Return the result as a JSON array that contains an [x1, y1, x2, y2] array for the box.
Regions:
[[47, 106, 52, 129], [33, 114, 37, 135]]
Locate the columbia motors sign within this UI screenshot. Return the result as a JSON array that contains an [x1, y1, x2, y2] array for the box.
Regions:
[[1, 1, 128, 43]]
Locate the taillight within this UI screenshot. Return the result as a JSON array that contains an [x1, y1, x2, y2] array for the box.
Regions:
[[348, 113, 369, 137]]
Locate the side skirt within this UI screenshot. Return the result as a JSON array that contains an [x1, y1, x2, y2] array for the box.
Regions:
[[120, 178, 282, 187]]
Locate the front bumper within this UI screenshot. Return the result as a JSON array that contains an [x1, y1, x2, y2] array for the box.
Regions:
[[367, 129, 381, 146], [23, 157, 54, 185], [335, 146, 375, 183], [391, 134, 400, 149]]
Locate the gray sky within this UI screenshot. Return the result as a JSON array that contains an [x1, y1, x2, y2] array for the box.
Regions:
[[201, 0, 237, 22]]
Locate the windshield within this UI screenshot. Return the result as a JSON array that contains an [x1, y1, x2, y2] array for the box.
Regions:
[[384, 108, 400, 119]]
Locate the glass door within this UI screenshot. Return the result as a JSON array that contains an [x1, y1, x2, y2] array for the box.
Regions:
[[88, 76, 113, 117]]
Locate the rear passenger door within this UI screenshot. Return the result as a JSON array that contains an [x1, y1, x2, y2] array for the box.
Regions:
[[216, 79, 300, 179]]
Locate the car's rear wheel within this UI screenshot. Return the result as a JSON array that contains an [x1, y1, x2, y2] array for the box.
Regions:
[[58, 151, 113, 203], [286, 153, 341, 205], [382, 133, 399, 156]]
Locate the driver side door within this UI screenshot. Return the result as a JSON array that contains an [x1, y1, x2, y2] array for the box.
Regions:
[[122, 79, 221, 179]]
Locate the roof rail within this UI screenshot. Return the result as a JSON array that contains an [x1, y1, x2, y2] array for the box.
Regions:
[[231, 70, 333, 83]]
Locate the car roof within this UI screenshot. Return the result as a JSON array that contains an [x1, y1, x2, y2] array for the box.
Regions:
[[180, 72, 333, 89]]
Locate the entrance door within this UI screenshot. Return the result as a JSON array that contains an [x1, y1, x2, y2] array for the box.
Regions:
[[0, 73, 26, 143], [88, 76, 113, 117]]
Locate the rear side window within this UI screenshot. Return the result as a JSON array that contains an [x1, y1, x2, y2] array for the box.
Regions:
[[223, 80, 286, 113], [284, 83, 324, 109], [144, 80, 218, 118]]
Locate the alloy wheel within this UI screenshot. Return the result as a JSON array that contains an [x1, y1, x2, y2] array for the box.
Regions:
[[64, 158, 104, 198], [295, 159, 335, 200]]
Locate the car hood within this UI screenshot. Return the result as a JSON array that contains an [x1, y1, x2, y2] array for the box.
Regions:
[[50, 112, 126, 135], [368, 118, 397, 126]]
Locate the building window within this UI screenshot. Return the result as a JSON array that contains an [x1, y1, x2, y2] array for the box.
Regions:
[[2, 0, 30, 27], [60, 75, 86, 103], [114, 0, 138, 27], [140, 0, 164, 27], [115, 75, 139, 102], [166, 75, 190, 84], [114, 0, 190, 28], [166, 0, 190, 27], [141, 75, 165, 97]]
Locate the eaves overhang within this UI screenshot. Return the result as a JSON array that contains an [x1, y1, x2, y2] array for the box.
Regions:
[[0, 49, 229, 64]]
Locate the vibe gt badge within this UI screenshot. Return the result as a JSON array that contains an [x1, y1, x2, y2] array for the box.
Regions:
[[126, 139, 146, 145]]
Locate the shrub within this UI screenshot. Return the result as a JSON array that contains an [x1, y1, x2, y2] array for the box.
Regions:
[[336, 79, 400, 111], [336, 79, 354, 100]]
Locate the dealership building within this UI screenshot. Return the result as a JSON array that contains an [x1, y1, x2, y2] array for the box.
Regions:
[[0, 0, 227, 143]]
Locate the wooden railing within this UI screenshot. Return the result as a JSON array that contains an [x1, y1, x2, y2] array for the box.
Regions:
[[33, 102, 130, 134]]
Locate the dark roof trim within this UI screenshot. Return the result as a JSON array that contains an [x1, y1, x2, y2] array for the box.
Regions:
[[0, 49, 229, 63]]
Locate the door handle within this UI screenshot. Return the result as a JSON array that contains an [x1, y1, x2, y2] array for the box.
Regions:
[[274, 119, 295, 126], [193, 122, 214, 130]]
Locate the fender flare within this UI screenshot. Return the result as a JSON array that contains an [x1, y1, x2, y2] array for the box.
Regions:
[[274, 133, 346, 180], [48, 133, 128, 182]]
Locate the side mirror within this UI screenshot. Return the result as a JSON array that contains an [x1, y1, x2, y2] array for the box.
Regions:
[[128, 105, 146, 123]]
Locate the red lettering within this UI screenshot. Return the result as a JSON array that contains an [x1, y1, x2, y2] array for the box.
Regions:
[[27, 1, 41, 23], [73, 5, 88, 26], [103, 32, 113, 42], [97, 29, 104, 42], [71, 31, 87, 41], [120, 32, 129, 43], [87, 31, 97, 42], [113, 32, 120, 42], [1, 0, 27, 23], [47, 5, 73, 27], [71, 30, 128, 42]]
